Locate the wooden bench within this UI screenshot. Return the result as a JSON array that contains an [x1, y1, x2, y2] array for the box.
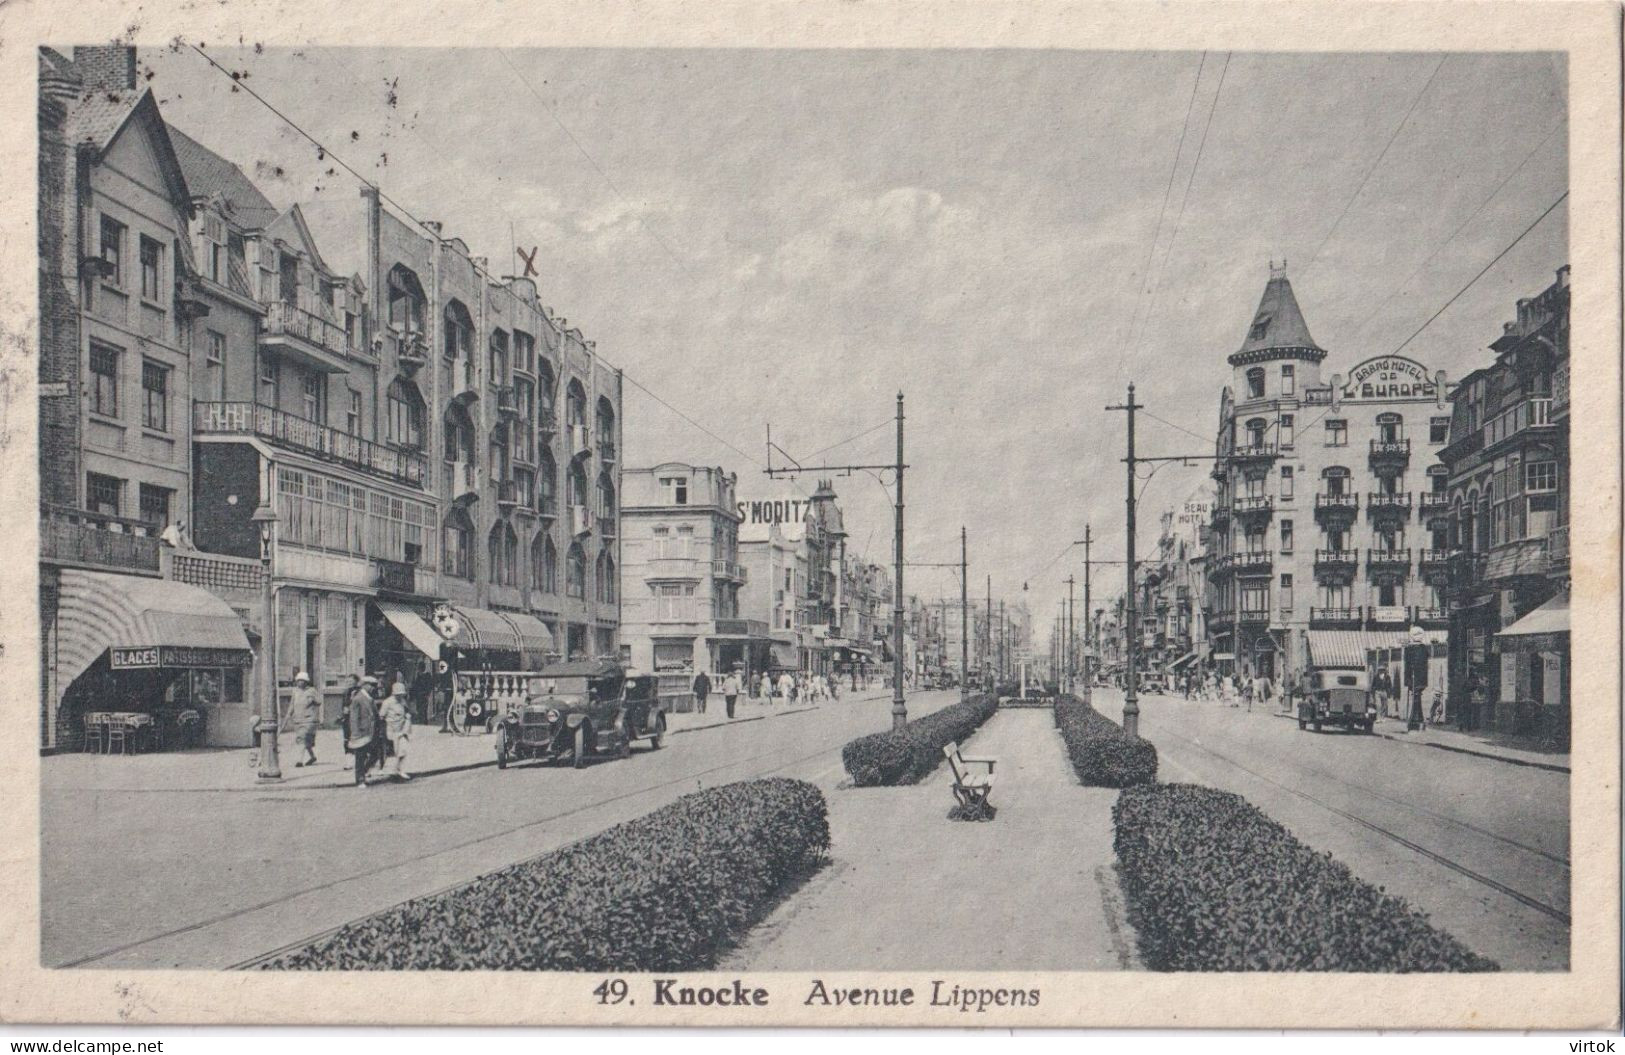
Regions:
[[943, 741, 997, 820]]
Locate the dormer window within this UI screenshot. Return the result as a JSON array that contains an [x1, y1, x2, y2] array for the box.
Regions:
[[1249, 315, 1270, 342]]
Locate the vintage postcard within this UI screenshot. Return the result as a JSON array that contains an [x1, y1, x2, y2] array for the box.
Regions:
[[0, 0, 1617, 1031]]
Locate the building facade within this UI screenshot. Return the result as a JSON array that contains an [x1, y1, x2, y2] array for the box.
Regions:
[[1439, 265, 1570, 739], [1207, 265, 1453, 693]]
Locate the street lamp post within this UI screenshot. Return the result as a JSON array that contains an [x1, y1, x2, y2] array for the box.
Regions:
[[251, 503, 282, 782]]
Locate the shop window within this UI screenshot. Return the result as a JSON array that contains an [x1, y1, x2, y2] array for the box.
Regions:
[[90, 342, 119, 417]]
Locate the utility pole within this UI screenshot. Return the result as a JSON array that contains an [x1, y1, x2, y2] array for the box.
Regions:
[[1107, 383, 1144, 738], [1082, 524, 1093, 705], [985, 575, 992, 691], [960, 526, 969, 701], [998, 600, 1006, 680], [1064, 575, 1076, 694]]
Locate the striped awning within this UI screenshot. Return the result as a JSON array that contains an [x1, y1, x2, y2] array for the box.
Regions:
[[1308, 629, 1446, 669], [53, 569, 252, 687], [373, 600, 445, 659], [449, 605, 522, 653], [501, 612, 556, 662]]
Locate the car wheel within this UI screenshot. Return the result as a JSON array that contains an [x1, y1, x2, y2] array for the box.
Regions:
[[649, 715, 666, 750], [1312, 720, 1321, 732], [1297, 719, 1306, 730], [618, 731, 632, 760], [1365, 719, 1376, 733], [573, 724, 588, 769], [495, 729, 509, 769]]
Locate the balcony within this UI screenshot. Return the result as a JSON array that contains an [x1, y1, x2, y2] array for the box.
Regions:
[[1217, 550, 1272, 576], [1238, 607, 1271, 626], [599, 437, 618, 464], [568, 424, 592, 459], [395, 331, 429, 377], [1412, 605, 1449, 627], [1314, 548, 1358, 570], [1309, 606, 1362, 628], [496, 478, 519, 510], [1419, 491, 1451, 521], [1549, 524, 1569, 574], [494, 385, 520, 420], [570, 504, 593, 537], [261, 300, 352, 372], [536, 493, 558, 519], [1418, 548, 1451, 571], [1232, 495, 1274, 523], [1313, 492, 1358, 525], [1367, 604, 1409, 627], [599, 515, 618, 538], [1210, 502, 1231, 528], [1366, 548, 1412, 573], [444, 459, 479, 504], [712, 559, 748, 583], [538, 408, 558, 438], [1483, 397, 1555, 454], [40, 504, 161, 575], [1368, 437, 1412, 471], [194, 402, 428, 488], [372, 557, 418, 595], [1228, 442, 1279, 469], [1366, 492, 1413, 522]]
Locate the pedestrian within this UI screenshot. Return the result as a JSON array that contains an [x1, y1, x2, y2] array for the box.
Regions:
[[750, 671, 762, 700], [1374, 666, 1392, 718], [380, 681, 412, 781], [692, 669, 711, 714], [778, 670, 795, 703], [288, 671, 321, 767], [722, 668, 741, 720], [345, 675, 379, 788]]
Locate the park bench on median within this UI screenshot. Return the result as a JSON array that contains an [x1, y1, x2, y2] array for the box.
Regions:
[[942, 741, 997, 820]]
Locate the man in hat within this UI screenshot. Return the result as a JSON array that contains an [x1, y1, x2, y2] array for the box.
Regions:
[[288, 671, 322, 767], [721, 667, 741, 720], [345, 675, 379, 787]]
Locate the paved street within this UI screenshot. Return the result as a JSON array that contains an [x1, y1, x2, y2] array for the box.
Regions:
[[41, 688, 959, 969], [1088, 687, 1569, 970]]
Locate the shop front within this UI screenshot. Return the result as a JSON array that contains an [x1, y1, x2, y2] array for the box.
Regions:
[[1493, 592, 1569, 744], [47, 570, 254, 750]]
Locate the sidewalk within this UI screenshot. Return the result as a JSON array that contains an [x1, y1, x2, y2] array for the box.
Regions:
[[41, 692, 890, 794], [725, 707, 1139, 971], [1265, 706, 1571, 773]]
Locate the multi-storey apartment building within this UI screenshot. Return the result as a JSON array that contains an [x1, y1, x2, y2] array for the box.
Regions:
[[618, 463, 755, 682], [1439, 265, 1569, 739], [1206, 265, 1452, 692]]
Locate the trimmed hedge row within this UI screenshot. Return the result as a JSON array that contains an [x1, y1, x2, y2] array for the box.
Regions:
[[262, 778, 830, 970], [1054, 695, 1159, 787], [1114, 783, 1499, 972], [841, 693, 998, 786]]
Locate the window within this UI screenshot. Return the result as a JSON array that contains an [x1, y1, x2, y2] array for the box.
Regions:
[[86, 473, 122, 516], [1325, 419, 1347, 446], [278, 253, 299, 306], [1377, 413, 1402, 443], [347, 390, 362, 435], [1280, 465, 1294, 499], [206, 331, 226, 400], [89, 343, 119, 417], [139, 484, 173, 530], [1244, 418, 1266, 448], [489, 330, 509, 383], [139, 236, 163, 301], [443, 509, 474, 579], [538, 450, 557, 513], [514, 330, 535, 374], [1281, 364, 1295, 396], [1240, 585, 1268, 615], [443, 406, 475, 466], [1278, 414, 1294, 447], [566, 381, 588, 427], [596, 474, 616, 521], [489, 523, 518, 586], [1279, 573, 1293, 614], [566, 542, 587, 598], [532, 532, 558, 592], [301, 372, 325, 423], [100, 215, 124, 285], [1430, 416, 1450, 444], [259, 353, 279, 405], [1279, 519, 1294, 553], [661, 476, 689, 505], [390, 266, 427, 337], [386, 378, 424, 448], [141, 360, 168, 431], [1245, 368, 1265, 398], [1525, 461, 1558, 493], [1377, 583, 1399, 607], [597, 551, 617, 604], [206, 330, 225, 365], [655, 582, 695, 621]]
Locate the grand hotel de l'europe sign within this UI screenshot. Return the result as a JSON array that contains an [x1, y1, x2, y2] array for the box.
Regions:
[[1338, 354, 1439, 402]]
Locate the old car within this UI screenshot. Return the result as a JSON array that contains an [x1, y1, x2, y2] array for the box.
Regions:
[[495, 660, 667, 769], [1298, 666, 1377, 733]]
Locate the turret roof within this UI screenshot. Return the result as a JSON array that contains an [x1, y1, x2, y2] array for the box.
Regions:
[[1228, 265, 1326, 365]]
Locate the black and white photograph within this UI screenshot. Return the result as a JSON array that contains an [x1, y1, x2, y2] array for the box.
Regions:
[[3, 0, 1620, 1034]]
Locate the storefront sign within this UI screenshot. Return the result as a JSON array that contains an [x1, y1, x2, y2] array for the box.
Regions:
[[1340, 356, 1436, 402], [110, 646, 254, 669]]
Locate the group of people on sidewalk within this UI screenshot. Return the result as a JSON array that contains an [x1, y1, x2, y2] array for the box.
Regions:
[[269, 672, 412, 787], [689, 668, 844, 719]]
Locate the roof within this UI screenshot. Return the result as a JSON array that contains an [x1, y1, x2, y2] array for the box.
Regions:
[[68, 88, 192, 225], [1229, 267, 1326, 364], [295, 195, 370, 282], [166, 124, 281, 229]]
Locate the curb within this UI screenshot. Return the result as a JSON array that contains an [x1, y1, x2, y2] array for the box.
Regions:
[[1375, 731, 1571, 774], [670, 705, 820, 737]]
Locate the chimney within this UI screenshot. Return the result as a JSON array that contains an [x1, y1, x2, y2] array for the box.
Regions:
[[72, 45, 137, 92], [422, 220, 442, 236]]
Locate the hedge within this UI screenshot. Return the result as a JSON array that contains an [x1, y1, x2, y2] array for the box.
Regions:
[[841, 693, 998, 786], [1113, 783, 1499, 972], [1054, 695, 1158, 787], [262, 778, 830, 970]]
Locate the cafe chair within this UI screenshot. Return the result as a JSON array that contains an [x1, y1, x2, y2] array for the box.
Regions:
[[81, 713, 103, 754], [104, 718, 129, 756]]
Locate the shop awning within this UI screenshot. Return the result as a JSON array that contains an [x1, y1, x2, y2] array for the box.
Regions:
[[449, 605, 522, 653], [1307, 629, 1446, 669], [501, 612, 556, 661], [1488, 591, 1566, 640], [769, 641, 799, 669], [373, 600, 446, 659], [1169, 650, 1201, 671], [54, 569, 252, 686]]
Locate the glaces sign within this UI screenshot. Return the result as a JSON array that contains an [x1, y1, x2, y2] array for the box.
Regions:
[[1340, 356, 1436, 401]]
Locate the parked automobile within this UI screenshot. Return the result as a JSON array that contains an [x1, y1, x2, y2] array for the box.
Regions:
[[496, 660, 667, 769], [1298, 667, 1376, 733]]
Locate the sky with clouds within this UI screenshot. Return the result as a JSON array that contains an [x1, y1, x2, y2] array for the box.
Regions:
[[137, 45, 1567, 633]]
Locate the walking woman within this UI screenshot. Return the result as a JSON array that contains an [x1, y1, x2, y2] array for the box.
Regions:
[[345, 675, 379, 787], [380, 681, 412, 781]]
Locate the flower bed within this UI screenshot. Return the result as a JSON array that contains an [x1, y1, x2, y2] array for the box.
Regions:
[[1113, 783, 1499, 972], [841, 693, 998, 786], [1054, 694, 1158, 787], [262, 778, 830, 970]]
